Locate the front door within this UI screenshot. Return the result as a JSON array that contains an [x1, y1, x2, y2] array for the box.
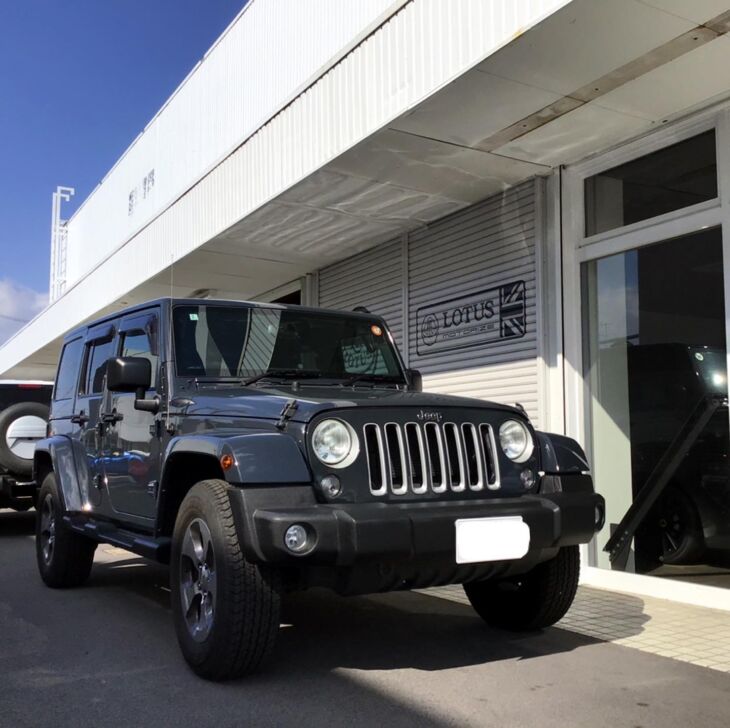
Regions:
[[103, 310, 161, 522]]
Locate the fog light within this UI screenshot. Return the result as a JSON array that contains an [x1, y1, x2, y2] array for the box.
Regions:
[[284, 524, 309, 553], [319, 474, 341, 498], [520, 468, 536, 489]]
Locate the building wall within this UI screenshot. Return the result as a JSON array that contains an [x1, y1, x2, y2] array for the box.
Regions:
[[62, 0, 408, 291], [319, 179, 542, 425]]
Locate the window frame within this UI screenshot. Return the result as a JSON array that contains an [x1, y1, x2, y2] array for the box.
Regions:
[[53, 336, 84, 402], [78, 323, 117, 398], [118, 311, 160, 391]]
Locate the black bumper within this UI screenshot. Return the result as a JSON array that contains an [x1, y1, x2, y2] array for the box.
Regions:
[[241, 486, 605, 567]]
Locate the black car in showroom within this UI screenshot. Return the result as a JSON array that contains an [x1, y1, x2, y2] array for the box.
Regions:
[[628, 343, 729, 567], [33, 298, 604, 680]]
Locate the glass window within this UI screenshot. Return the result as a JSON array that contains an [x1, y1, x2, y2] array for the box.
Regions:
[[582, 228, 729, 587], [54, 338, 83, 401], [584, 130, 717, 236], [173, 305, 404, 382], [82, 339, 115, 395], [121, 330, 158, 389]]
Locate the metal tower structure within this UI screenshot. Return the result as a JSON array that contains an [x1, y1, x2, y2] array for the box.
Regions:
[[49, 186, 75, 302]]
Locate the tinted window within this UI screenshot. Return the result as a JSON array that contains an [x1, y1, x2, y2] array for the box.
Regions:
[[121, 330, 158, 389], [585, 130, 717, 236], [83, 340, 115, 395], [54, 338, 83, 401]]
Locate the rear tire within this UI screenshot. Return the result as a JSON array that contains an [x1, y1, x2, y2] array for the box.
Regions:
[[0, 402, 49, 478], [464, 546, 580, 631], [656, 487, 705, 565], [170, 480, 281, 681], [35, 473, 96, 588]]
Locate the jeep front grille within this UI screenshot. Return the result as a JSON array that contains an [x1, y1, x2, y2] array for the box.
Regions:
[[363, 422, 500, 496]]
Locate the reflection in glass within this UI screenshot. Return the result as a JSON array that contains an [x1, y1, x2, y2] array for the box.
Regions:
[[584, 130, 717, 236], [583, 228, 730, 587]]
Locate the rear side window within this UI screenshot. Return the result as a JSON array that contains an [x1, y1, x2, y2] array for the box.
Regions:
[[82, 339, 115, 395], [54, 338, 83, 401]]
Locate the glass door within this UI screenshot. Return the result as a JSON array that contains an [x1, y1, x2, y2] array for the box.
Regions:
[[582, 228, 730, 587]]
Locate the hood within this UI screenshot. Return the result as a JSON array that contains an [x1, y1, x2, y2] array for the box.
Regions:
[[174, 384, 520, 423]]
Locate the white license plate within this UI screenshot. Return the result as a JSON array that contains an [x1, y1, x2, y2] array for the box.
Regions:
[[455, 516, 531, 564]]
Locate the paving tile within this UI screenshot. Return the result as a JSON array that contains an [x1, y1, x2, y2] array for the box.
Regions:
[[424, 583, 730, 675]]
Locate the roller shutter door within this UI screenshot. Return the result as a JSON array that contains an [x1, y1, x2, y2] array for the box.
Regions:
[[318, 179, 541, 425], [408, 180, 540, 423], [318, 237, 404, 349]]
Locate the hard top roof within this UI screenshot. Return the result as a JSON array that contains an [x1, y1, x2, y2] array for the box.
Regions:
[[62, 297, 384, 343]]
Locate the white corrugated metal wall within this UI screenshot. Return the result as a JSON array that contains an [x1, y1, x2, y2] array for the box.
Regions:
[[318, 237, 405, 348], [318, 179, 543, 425], [63, 0, 408, 287]]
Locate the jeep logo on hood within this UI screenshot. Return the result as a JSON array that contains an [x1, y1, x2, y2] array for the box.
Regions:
[[416, 410, 443, 422]]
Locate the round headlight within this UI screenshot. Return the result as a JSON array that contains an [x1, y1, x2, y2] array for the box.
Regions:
[[312, 419, 358, 467], [499, 419, 534, 463]]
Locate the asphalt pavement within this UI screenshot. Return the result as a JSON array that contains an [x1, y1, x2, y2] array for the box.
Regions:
[[2, 509, 730, 728]]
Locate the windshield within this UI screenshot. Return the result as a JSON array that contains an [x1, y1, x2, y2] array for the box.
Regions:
[[172, 304, 405, 383]]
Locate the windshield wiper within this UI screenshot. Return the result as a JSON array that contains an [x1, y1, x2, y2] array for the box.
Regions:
[[241, 369, 322, 386]]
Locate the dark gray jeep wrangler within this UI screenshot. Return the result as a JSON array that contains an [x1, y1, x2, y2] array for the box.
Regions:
[[34, 298, 604, 680]]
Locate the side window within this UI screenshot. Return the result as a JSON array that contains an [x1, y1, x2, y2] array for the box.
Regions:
[[82, 339, 115, 395], [54, 338, 84, 401], [121, 329, 158, 389]]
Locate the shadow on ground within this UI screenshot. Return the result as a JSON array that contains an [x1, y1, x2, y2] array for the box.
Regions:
[[0, 509, 35, 537]]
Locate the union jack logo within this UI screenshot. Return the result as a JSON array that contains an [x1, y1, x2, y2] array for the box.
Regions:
[[499, 281, 526, 339]]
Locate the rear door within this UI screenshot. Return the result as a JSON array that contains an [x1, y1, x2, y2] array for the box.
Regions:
[[75, 323, 116, 510]]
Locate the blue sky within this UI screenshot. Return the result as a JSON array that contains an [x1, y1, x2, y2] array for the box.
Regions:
[[0, 0, 246, 343]]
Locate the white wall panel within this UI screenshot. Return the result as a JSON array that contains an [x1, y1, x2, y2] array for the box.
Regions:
[[318, 237, 404, 348], [64, 0, 409, 285]]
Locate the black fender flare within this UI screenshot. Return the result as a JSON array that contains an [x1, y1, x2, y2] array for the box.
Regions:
[[156, 431, 313, 539], [33, 436, 91, 512], [535, 431, 591, 476]]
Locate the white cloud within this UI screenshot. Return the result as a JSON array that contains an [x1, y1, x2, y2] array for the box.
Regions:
[[0, 278, 48, 345]]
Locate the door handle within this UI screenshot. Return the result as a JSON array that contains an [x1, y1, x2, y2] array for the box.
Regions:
[[70, 411, 89, 425], [100, 410, 124, 425]]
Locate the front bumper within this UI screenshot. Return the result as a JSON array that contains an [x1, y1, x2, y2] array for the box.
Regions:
[[243, 485, 605, 567]]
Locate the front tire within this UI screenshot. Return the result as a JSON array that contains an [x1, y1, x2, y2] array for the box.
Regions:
[[464, 546, 580, 631], [170, 480, 281, 681], [35, 473, 96, 588]]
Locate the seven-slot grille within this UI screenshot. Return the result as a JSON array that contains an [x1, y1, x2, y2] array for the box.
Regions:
[[363, 421, 500, 496]]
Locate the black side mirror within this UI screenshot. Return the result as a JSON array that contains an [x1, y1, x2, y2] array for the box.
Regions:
[[107, 357, 160, 414], [107, 357, 151, 394], [406, 368, 422, 392]]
